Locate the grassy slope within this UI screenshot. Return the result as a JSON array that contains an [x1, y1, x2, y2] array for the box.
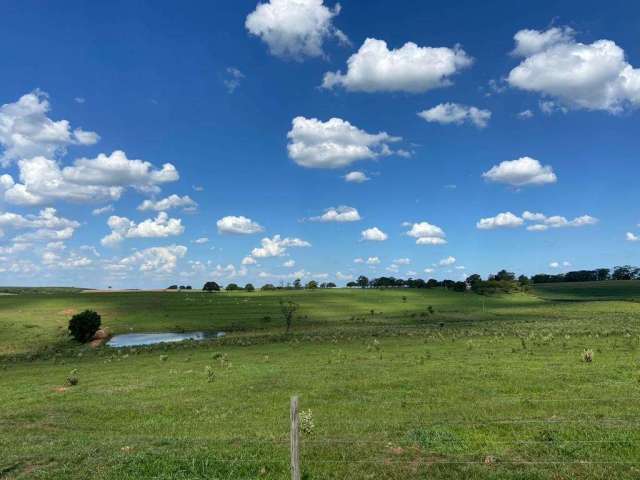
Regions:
[[1, 285, 640, 479], [532, 280, 640, 301]]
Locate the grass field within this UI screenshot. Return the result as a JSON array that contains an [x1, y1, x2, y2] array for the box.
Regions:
[[1, 283, 640, 479]]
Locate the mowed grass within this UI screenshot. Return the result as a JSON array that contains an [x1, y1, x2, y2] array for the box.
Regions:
[[1, 284, 640, 479]]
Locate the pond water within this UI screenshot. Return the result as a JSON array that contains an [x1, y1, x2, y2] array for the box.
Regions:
[[106, 331, 225, 348]]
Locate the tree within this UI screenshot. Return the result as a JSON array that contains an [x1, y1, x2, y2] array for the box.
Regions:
[[612, 265, 639, 281], [518, 275, 530, 286], [492, 269, 516, 281], [466, 274, 482, 286], [356, 275, 369, 289], [226, 283, 241, 291], [68, 310, 101, 343], [245, 283, 255, 292], [305, 280, 318, 289], [261, 283, 276, 291], [346, 281, 357, 288], [452, 281, 467, 292], [185, 285, 192, 290], [426, 279, 439, 288], [203, 281, 221, 292], [293, 278, 302, 290], [167, 285, 178, 290], [595, 268, 611, 281], [325, 282, 336, 288], [280, 299, 299, 334]]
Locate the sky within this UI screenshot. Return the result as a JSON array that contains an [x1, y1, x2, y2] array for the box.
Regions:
[[0, 0, 639, 288]]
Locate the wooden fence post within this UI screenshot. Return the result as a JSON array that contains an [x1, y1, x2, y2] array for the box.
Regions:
[[290, 395, 300, 480]]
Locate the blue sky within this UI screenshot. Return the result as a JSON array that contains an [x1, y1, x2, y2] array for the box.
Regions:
[[0, 0, 638, 288]]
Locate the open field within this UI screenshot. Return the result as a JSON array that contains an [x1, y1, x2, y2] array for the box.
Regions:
[[532, 280, 640, 301], [1, 283, 640, 479]]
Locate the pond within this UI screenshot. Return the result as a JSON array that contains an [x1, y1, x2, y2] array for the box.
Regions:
[[106, 331, 225, 348]]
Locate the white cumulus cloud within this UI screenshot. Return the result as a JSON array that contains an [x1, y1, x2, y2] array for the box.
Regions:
[[251, 235, 311, 258], [0, 207, 80, 243], [525, 213, 598, 231], [405, 221, 447, 245], [482, 157, 557, 187], [360, 227, 388, 241], [508, 26, 640, 112], [344, 171, 370, 183], [0, 90, 99, 166], [476, 212, 524, 230], [138, 194, 197, 212], [216, 215, 264, 235], [310, 205, 361, 222], [477, 210, 598, 231], [287, 116, 400, 169], [245, 0, 347, 60], [322, 38, 472, 93], [418, 103, 491, 128], [2, 151, 178, 205], [101, 212, 184, 247], [114, 245, 187, 274]]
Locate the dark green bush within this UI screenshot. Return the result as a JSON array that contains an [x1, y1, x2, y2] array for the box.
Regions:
[[68, 310, 101, 343]]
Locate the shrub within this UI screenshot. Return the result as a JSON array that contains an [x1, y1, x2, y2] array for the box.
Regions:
[[66, 369, 79, 386], [68, 310, 101, 343]]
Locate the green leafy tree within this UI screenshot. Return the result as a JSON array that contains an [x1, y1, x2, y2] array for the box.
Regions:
[[68, 310, 101, 343], [357, 275, 369, 288], [203, 281, 221, 292], [245, 283, 255, 292], [492, 270, 516, 281], [226, 283, 241, 291], [305, 280, 318, 289], [465, 274, 482, 285], [612, 265, 639, 280]]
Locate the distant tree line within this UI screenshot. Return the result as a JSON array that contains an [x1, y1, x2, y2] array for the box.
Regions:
[[193, 265, 638, 294], [260, 279, 336, 291], [530, 266, 639, 283], [167, 285, 192, 290], [199, 279, 337, 292], [346, 275, 468, 292], [202, 282, 255, 292]]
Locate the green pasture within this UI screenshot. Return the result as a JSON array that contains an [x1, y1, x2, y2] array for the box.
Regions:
[[1, 283, 639, 479]]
